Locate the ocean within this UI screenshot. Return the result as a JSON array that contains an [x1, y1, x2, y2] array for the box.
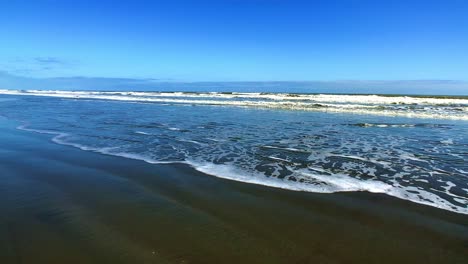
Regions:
[[1, 90, 467, 215]]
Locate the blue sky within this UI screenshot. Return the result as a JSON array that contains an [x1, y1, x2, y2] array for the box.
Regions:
[[0, 0, 468, 92]]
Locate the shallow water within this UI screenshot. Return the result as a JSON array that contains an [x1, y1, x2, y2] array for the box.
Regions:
[[0, 91, 467, 214], [1, 120, 467, 264]]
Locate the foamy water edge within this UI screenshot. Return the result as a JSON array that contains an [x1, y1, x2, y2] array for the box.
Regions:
[[16, 124, 468, 215]]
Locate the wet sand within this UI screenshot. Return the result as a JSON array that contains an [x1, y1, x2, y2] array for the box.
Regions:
[[0, 118, 467, 264]]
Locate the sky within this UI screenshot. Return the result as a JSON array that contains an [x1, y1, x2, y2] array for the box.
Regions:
[[0, 0, 468, 94]]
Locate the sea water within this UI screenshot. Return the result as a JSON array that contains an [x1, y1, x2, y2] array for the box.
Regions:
[[1, 90, 467, 214]]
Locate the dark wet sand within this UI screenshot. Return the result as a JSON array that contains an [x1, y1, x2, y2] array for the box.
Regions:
[[0, 118, 467, 264]]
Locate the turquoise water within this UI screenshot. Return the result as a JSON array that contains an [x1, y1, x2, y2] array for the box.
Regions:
[[1, 91, 467, 214]]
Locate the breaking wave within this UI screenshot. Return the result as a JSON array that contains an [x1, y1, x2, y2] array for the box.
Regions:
[[1, 89, 467, 120]]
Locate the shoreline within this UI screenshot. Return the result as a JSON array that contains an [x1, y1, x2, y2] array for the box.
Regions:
[[15, 120, 468, 215], [0, 117, 467, 263]]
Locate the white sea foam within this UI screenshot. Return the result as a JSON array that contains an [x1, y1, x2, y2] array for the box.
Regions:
[[17, 125, 175, 164], [14, 120, 468, 215], [388, 185, 468, 214], [206, 138, 226, 142], [183, 160, 384, 193], [354, 123, 417, 128], [440, 138, 454, 144], [262, 145, 309, 153], [176, 139, 206, 146], [266, 156, 299, 165], [296, 170, 393, 193], [135, 131, 151, 135], [2, 89, 468, 120]]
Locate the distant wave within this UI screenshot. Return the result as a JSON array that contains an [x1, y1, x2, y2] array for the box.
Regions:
[[1, 89, 468, 120], [347, 123, 453, 128]]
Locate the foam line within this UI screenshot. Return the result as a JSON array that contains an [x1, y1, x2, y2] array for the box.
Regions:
[[2, 90, 467, 120], [14, 124, 468, 215]]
